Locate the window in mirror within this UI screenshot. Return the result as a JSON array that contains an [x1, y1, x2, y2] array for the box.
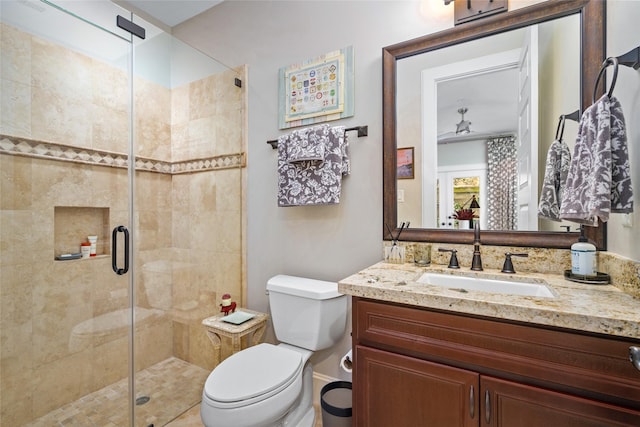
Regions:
[[438, 171, 484, 229], [453, 177, 480, 212]]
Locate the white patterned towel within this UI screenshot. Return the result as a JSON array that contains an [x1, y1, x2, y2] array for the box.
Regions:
[[538, 139, 571, 221], [277, 125, 349, 206], [284, 124, 327, 162], [560, 95, 633, 225]]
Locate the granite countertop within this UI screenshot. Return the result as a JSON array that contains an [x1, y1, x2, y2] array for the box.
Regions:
[[338, 261, 640, 340]]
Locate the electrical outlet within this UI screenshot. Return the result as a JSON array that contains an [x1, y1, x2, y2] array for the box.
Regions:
[[623, 213, 633, 228]]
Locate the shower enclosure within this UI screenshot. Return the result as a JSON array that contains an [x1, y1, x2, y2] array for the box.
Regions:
[[1, 1, 246, 425]]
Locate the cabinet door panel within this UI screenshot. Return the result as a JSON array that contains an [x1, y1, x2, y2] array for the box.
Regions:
[[355, 345, 478, 427], [482, 376, 640, 427]]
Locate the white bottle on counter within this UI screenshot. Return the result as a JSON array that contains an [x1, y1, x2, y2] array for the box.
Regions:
[[571, 226, 596, 276]]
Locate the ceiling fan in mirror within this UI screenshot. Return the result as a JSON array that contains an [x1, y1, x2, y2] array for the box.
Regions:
[[455, 107, 472, 135], [438, 106, 477, 143]]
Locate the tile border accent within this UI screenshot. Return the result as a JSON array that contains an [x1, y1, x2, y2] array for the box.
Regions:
[[0, 134, 245, 174]]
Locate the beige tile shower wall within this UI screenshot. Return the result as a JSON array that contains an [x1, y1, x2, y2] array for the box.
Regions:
[[169, 65, 245, 371], [172, 67, 244, 162], [1, 23, 129, 153], [170, 167, 244, 371], [135, 77, 172, 160], [1, 23, 31, 138], [30, 38, 93, 147]]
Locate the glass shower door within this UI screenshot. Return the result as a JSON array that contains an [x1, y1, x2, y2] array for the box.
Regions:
[[127, 12, 246, 426], [2, 2, 246, 425], [1, 1, 135, 425]]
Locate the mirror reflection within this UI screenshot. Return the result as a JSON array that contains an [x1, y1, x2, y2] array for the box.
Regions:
[[396, 14, 581, 232]]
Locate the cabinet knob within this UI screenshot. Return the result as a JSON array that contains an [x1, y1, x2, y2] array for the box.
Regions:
[[629, 346, 640, 371]]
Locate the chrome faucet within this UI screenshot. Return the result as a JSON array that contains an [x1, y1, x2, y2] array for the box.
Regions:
[[471, 221, 483, 271]]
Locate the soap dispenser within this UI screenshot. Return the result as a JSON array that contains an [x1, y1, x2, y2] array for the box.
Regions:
[[571, 226, 596, 276]]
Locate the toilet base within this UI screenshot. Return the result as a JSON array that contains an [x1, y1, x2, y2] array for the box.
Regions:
[[282, 363, 315, 427]]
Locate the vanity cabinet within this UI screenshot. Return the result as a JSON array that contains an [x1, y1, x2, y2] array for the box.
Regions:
[[352, 297, 640, 426]]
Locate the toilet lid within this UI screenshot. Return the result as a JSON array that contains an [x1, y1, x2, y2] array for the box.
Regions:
[[204, 343, 303, 405]]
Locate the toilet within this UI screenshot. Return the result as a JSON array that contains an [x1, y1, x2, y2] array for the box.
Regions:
[[200, 274, 348, 427]]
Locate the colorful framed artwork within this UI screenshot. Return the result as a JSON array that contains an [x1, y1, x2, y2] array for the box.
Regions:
[[278, 46, 354, 129], [397, 147, 414, 179]]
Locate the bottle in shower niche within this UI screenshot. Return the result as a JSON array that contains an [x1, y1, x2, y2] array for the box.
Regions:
[[87, 235, 98, 257], [571, 226, 596, 276], [80, 241, 92, 259]]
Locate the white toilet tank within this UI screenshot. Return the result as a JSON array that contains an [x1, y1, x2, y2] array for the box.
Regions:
[[267, 275, 347, 351]]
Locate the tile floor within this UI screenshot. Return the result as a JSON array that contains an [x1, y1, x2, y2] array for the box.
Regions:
[[165, 404, 202, 427], [25, 357, 209, 427], [23, 356, 325, 427], [167, 403, 324, 427]]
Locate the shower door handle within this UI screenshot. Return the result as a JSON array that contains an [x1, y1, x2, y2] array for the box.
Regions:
[[111, 225, 129, 275]]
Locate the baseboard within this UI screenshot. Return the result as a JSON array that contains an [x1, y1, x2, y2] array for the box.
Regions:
[[312, 371, 339, 406]]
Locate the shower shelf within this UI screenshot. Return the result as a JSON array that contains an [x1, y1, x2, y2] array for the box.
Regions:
[[54, 206, 110, 260], [54, 254, 110, 262]]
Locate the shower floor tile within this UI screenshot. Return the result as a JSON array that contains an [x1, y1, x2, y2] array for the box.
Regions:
[[166, 404, 324, 427], [25, 357, 209, 427]]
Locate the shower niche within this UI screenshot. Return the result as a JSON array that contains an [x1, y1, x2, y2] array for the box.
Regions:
[[54, 206, 110, 259]]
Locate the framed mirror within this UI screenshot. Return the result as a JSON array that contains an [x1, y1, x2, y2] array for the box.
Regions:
[[383, 0, 606, 249]]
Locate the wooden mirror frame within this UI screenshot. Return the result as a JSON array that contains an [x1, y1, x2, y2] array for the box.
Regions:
[[383, 0, 606, 249]]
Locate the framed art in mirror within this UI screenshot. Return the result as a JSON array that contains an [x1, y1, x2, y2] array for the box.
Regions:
[[397, 147, 415, 180]]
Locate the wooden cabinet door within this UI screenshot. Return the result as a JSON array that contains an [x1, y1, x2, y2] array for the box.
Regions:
[[355, 345, 479, 427], [482, 376, 640, 427]]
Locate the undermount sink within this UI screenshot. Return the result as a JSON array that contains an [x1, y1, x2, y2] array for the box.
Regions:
[[417, 272, 555, 298]]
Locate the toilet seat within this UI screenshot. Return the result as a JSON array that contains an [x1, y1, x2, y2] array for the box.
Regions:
[[204, 343, 303, 409]]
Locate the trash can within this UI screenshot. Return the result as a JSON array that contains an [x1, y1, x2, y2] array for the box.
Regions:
[[320, 381, 352, 427]]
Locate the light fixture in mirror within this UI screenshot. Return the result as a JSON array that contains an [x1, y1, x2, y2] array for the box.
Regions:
[[383, 0, 606, 249]]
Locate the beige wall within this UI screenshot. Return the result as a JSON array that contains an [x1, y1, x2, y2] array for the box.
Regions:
[[0, 21, 245, 425]]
